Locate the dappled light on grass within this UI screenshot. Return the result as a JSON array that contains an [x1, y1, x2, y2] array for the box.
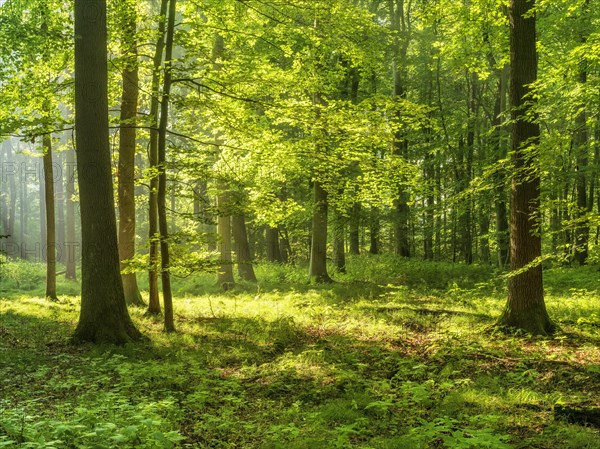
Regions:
[[1, 257, 599, 447]]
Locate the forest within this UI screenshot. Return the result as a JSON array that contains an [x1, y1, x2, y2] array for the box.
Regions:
[[0, 0, 599, 447]]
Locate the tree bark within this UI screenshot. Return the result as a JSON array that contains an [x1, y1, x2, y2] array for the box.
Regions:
[[72, 0, 142, 344], [40, 159, 46, 262], [43, 135, 57, 300], [332, 211, 346, 273], [309, 181, 332, 283], [65, 146, 77, 280], [117, 1, 144, 306], [217, 185, 235, 287], [232, 213, 257, 282], [265, 225, 282, 262], [369, 207, 380, 255], [55, 150, 65, 264], [498, 0, 554, 335], [146, 0, 169, 316], [349, 203, 360, 255], [573, 1, 590, 265], [157, 0, 177, 332]]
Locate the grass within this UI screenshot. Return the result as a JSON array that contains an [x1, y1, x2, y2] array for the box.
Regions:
[[1, 255, 599, 448]]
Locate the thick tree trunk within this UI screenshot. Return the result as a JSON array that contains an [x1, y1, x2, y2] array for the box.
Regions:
[[309, 181, 332, 283], [65, 147, 77, 280], [157, 0, 177, 332], [498, 0, 554, 335], [147, 0, 169, 316], [43, 135, 57, 300], [118, 3, 144, 306], [72, 0, 142, 344], [232, 213, 257, 282]]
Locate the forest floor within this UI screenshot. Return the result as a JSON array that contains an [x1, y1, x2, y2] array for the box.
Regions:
[[1, 256, 599, 448]]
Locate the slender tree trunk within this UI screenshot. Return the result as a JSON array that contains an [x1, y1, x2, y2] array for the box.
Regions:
[[43, 135, 57, 300], [118, 2, 144, 306], [65, 147, 77, 280], [72, 0, 142, 344], [19, 153, 28, 260], [55, 150, 65, 264], [574, 5, 590, 265], [0, 141, 8, 246], [232, 213, 257, 282], [40, 161, 47, 262], [498, 0, 554, 335], [492, 66, 510, 268], [157, 0, 177, 332], [349, 203, 360, 255], [6, 143, 16, 257], [147, 0, 169, 316], [369, 207, 380, 255], [332, 211, 346, 273], [279, 228, 293, 263], [217, 186, 235, 287], [265, 226, 282, 262], [309, 181, 332, 283]]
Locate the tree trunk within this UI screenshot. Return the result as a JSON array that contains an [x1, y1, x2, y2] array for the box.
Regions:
[[19, 150, 29, 260], [574, 3, 590, 265], [265, 225, 282, 262], [217, 186, 235, 287], [72, 0, 142, 344], [65, 147, 77, 280], [369, 207, 380, 255], [117, 2, 144, 306], [157, 0, 177, 332], [232, 213, 257, 282], [43, 135, 57, 300], [309, 181, 332, 283], [492, 66, 510, 268], [40, 159, 46, 262], [0, 141, 8, 249], [147, 0, 169, 316], [279, 228, 293, 263], [498, 0, 554, 335], [55, 150, 65, 264], [332, 210, 346, 273], [349, 203, 360, 255]]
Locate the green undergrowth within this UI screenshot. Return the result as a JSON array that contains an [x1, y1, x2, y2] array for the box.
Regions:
[[1, 256, 599, 448]]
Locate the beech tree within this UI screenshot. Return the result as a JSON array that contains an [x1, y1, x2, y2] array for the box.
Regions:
[[497, 0, 554, 335], [72, 0, 142, 344], [117, 0, 144, 307]]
